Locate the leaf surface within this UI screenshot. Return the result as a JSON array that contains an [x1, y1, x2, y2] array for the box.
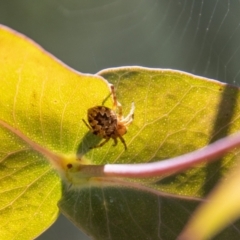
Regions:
[[0, 25, 110, 239], [97, 67, 240, 197]]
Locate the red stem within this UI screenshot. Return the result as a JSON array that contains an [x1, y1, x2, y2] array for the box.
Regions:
[[99, 132, 240, 177]]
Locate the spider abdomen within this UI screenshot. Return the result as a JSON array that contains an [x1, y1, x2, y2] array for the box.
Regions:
[[87, 106, 117, 138]]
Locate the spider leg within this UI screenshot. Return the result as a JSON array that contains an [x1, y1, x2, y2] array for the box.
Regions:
[[121, 102, 135, 126], [110, 85, 118, 108], [102, 84, 120, 108], [112, 138, 118, 146], [82, 119, 92, 131], [90, 138, 110, 149], [118, 135, 127, 150], [110, 85, 123, 118], [116, 102, 123, 120]]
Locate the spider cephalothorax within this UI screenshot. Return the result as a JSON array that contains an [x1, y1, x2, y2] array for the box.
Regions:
[[82, 85, 135, 150]]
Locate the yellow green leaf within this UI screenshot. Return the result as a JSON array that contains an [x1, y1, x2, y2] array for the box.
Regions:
[[0, 25, 110, 239], [97, 67, 240, 197]]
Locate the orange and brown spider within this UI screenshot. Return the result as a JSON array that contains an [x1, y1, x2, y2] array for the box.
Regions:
[[82, 85, 135, 150]]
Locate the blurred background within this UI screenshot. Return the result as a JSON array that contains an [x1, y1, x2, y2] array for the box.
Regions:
[[1, 0, 240, 239]]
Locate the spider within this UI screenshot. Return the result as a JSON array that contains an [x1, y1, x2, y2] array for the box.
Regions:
[[82, 85, 135, 150]]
